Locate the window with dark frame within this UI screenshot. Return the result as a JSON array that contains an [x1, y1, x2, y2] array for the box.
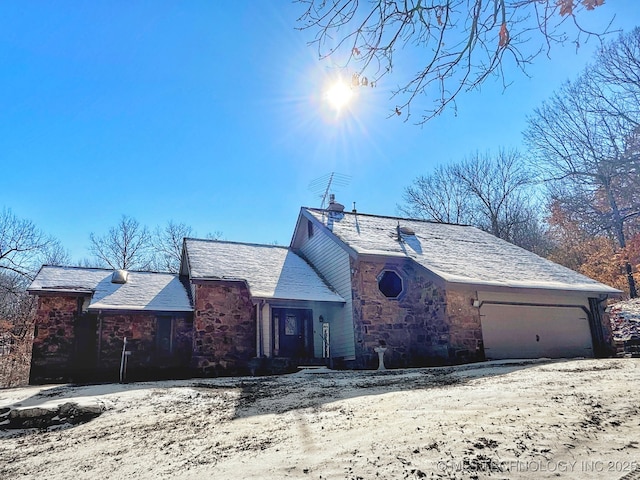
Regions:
[[378, 270, 404, 298], [307, 219, 314, 239], [156, 316, 173, 356]]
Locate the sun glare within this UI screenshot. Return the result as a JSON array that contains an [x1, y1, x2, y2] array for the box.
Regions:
[[325, 80, 353, 111]]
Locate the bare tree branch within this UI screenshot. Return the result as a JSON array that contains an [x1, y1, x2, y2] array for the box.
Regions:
[[525, 61, 640, 295], [296, 0, 610, 123], [151, 221, 194, 273], [89, 215, 152, 270], [0, 208, 65, 285], [400, 149, 547, 252]]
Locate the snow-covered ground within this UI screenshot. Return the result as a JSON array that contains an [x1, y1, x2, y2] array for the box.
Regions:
[[1, 358, 639, 479]]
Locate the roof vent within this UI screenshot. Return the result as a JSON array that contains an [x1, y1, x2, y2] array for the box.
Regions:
[[111, 269, 128, 284], [399, 226, 415, 236], [327, 194, 345, 212]]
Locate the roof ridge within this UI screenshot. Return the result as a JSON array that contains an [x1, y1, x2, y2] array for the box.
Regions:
[[40, 265, 178, 276], [185, 237, 289, 249], [302, 207, 473, 227]]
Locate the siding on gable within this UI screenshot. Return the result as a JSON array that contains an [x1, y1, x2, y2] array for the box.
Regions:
[[299, 224, 355, 359]]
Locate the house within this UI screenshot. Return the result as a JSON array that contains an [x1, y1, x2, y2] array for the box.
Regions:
[[27, 268, 193, 382], [180, 239, 345, 375], [27, 200, 621, 382]]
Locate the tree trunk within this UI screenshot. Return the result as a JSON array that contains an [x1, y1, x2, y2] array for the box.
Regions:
[[625, 262, 638, 298], [604, 182, 638, 298]]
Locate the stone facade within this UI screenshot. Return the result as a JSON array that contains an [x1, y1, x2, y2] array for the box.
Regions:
[[445, 290, 485, 362], [350, 259, 486, 369], [30, 294, 82, 382], [97, 312, 193, 380], [191, 280, 256, 375], [352, 258, 453, 368], [30, 294, 193, 383]]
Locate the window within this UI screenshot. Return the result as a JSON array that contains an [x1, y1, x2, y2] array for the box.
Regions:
[[285, 314, 298, 335], [307, 219, 314, 239], [378, 270, 403, 298], [156, 316, 173, 356]]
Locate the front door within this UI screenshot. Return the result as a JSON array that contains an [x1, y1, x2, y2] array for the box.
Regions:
[[73, 313, 98, 379], [272, 308, 313, 358]]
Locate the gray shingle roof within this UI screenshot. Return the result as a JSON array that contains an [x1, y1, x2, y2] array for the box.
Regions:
[[184, 239, 344, 302], [28, 266, 193, 312], [305, 209, 621, 295]]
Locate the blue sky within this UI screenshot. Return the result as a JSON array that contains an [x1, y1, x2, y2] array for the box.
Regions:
[[2, 1, 639, 263]]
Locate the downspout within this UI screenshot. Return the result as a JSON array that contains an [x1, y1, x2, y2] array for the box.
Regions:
[[589, 295, 611, 358], [257, 301, 264, 357]]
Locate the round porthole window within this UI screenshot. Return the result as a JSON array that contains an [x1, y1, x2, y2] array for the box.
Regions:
[[378, 270, 403, 298]]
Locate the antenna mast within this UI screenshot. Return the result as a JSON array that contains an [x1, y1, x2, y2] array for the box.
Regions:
[[320, 173, 334, 209], [308, 172, 351, 208]]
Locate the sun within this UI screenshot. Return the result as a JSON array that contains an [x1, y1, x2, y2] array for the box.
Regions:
[[325, 80, 354, 111]]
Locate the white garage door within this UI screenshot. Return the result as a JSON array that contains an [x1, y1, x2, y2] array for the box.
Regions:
[[480, 304, 594, 360]]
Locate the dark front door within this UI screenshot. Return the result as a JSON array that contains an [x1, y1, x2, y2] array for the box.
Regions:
[[74, 314, 98, 378], [273, 308, 313, 358]]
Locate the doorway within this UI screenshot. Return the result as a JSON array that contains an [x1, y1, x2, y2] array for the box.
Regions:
[[73, 313, 98, 378], [272, 308, 313, 358]]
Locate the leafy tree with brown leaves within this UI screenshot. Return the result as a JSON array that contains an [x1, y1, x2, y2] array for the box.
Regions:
[[525, 57, 640, 296], [546, 200, 640, 295]]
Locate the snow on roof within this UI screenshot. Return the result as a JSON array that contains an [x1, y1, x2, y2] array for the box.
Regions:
[[305, 209, 621, 295], [184, 239, 344, 303], [28, 266, 193, 312]]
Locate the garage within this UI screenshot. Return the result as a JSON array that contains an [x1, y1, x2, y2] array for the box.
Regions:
[[480, 304, 594, 359]]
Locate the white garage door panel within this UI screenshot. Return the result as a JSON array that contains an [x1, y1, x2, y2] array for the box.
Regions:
[[481, 305, 593, 359]]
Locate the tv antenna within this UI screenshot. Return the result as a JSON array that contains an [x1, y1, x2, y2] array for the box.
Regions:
[[309, 172, 351, 208]]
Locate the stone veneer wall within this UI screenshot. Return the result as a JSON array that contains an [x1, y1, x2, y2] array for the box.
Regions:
[[445, 290, 485, 362], [98, 313, 193, 377], [30, 295, 81, 382], [191, 281, 256, 375], [30, 294, 194, 383], [351, 258, 451, 369]]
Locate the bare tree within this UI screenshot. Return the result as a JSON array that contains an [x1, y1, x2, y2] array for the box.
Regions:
[[0, 274, 36, 387], [89, 215, 152, 270], [0, 208, 68, 289], [205, 231, 224, 241], [592, 27, 640, 127], [151, 221, 194, 273], [401, 149, 545, 251], [296, 0, 609, 123], [525, 71, 640, 296], [452, 150, 535, 239], [0, 208, 68, 387], [401, 164, 472, 224]]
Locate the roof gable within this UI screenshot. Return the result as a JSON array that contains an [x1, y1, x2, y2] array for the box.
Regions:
[[28, 266, 193, 312], [304, 208, 621, 295], [184, 238, 344, 303]]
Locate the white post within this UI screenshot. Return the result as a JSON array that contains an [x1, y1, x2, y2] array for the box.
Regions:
[[374, 346, 387, 371], [119, 337, 128, 383]]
